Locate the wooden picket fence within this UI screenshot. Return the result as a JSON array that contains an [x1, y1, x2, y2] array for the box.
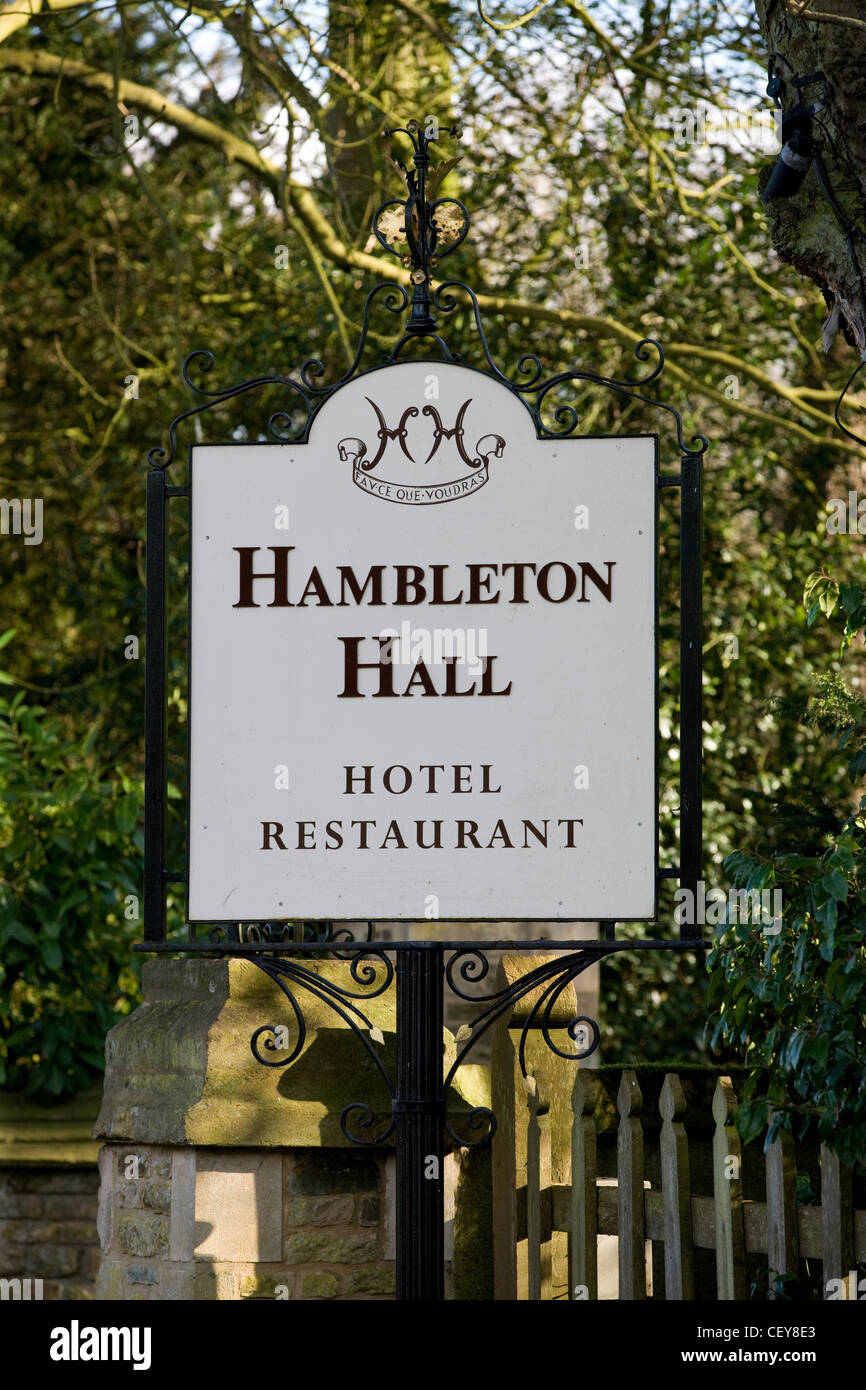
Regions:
[[489, 974, 864, 1300]]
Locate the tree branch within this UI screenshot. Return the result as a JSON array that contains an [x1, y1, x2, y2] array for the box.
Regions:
[[476, 0, 554, 34], [0, 46, 281, 187], [784, 2, 866, 31], [0, 44, 857, 453], [0, 0, 95, 47]]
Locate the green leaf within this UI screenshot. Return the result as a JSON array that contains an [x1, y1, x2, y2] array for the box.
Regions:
[[848, 748, 866, 781], [783, 1030, 807, 1071], [38, 939, 63, 971], [736, 1098, 769, 1145], [839, 582, 864, 616], [4, 921, 37, 945], [823, 868, 849, 902], [114, 794, 139, 835]]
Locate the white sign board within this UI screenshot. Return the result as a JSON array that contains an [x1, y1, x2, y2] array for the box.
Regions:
[[188, 362, 656, 922]]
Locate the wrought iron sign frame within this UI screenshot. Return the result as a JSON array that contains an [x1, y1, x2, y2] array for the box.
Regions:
[[139, 119, 709, 1301]]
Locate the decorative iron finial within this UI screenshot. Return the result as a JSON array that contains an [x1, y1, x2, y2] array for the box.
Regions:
[[374, 118, 469, 336]]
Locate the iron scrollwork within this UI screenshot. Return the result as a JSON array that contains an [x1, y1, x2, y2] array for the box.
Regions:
[[439, 947, 616, 1148], [244, 920, 375, 954], [203, 919, 373, 951], [146, 113, 708, 476], [244, 944, 613, 1153], [246, 949, 397, 1146]]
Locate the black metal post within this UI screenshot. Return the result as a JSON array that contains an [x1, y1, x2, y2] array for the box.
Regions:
[[144, 467, 168, 942], [395, 946, 445, 1300], [679, 452, 703, 940]]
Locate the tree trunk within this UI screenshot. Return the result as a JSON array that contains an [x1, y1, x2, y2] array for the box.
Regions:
[[326, 2, 454, 245], [754, 0, 866, 352]]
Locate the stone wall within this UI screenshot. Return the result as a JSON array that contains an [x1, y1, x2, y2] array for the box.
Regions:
[[0, 946, 507, 1302], [0, 1088, 102, 1301], [93, 955, 492, 1299], [96, 1143, 395, 1300], [0, 1167, 100, 1300]]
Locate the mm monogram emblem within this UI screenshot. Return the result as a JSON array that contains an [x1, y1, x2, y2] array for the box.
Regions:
[[339, 397, 505, 506]]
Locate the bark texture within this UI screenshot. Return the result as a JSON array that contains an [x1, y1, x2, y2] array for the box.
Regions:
[[755, 0, 866, 352]]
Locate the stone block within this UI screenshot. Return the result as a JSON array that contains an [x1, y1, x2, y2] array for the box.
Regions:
[[239, 1271, 296, 1299], [40, 1195, 99, 1222], [357, 1196, 380, 1227], [97, 1147, 114, 1254], [344, 1264, 396, 1296], [99, 1261, 195, 1302], [7, 1244, 79, 1277], [0, 1219, 32, 1245], [194, 1153, 283, 1262], [284, 1196, 354, 1228], [95, 1263, 126, 1300], [283, 1229, 378, 1264], [196, 1266, 238, 1301], [0, 1192, 43, 1219], [116, 1181, 142, 1209], [0, 1218, 96, 1247], [286, 1153, 381, 1197], [156, 1266, 198, 1300], [17, 1172, 97, 1194], [117, 1151, 147, 1179], [30, 1221, 99, 1246], [169, 1149, 195, 1262], [96, 959, 395, 1151], [117, 1215, 169, 1260], [80, 1247, 103, 1278], [96, 961, 230, 1147], [139, 1182, 171, 1213], [300, 1270, 340, 1299]]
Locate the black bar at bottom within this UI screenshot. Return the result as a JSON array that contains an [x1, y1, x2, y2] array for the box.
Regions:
[[395, 946, 444, 1300]]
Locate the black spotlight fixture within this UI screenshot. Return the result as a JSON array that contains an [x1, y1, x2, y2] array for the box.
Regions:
[[761, 59, 829, 204], [763, 125, 814, 202]]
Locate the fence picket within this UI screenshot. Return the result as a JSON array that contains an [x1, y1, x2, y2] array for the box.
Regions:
[[660, 1072, 694, 1299], [765, 1119, 799, 1297], [525, 1075, 541, 1300], [712, 1075, 746, 1300], [525, 1075, 555, 1300], [570, 1072, 598, 1300], [821, 1143, 855, 1299], [617, 1069, 646, 1299]]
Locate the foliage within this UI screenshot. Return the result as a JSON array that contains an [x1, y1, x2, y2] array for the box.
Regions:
[[597, 935, 714, 1065], [706, 576, 866, 1169], [0, 634, 142, 1099], [0, 0, 863, 1094]]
